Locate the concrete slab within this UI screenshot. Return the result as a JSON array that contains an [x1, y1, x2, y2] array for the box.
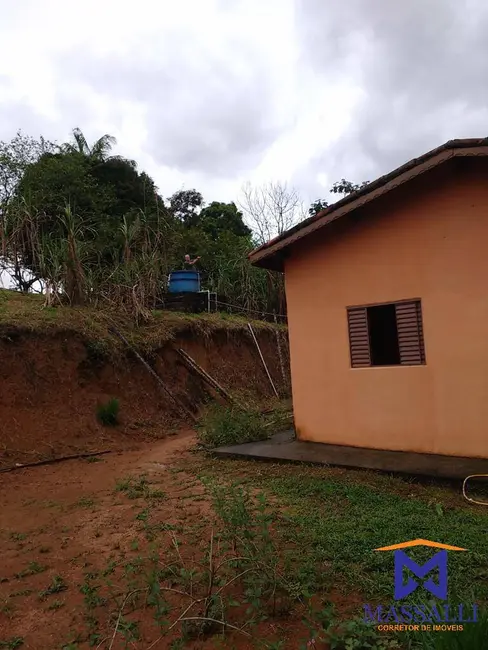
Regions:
[[213, 431, 488, 480]]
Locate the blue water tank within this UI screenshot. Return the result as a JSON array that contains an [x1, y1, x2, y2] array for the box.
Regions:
[[168, 270, 201, 293]]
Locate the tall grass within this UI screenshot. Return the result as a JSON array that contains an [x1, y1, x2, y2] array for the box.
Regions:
[[1, 201, 285, 323]]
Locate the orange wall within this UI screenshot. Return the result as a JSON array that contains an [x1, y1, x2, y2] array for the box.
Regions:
[[285, 160, 488, 458]]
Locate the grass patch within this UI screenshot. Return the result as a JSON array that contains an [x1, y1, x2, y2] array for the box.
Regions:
[[189, 456, 488, 650], [96, 398, 120, 426], [0, 289, 285, 355], [115, 474, 165, 500], [15, 562, 48, 579], [0, 639, 24, 649], [47, 599, 65, 611], [39, 575, 68, 599], [405, 607, 488, 649], [197, 405, 269, 448], [259, 471, 488, 602], [74, 496, 96, 509]]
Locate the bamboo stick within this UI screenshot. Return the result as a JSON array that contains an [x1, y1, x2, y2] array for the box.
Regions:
[[0, 450, 112, 474], [274, 315, 287, 389], [176, 348, 237, 406], [109, 327, 197, 424], [247, 322, 279, 398]]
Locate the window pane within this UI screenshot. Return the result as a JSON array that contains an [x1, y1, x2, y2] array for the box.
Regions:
[[367, 304, 400, 366]]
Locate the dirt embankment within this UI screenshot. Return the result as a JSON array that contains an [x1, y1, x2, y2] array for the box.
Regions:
[[0, 321, 290, 469]]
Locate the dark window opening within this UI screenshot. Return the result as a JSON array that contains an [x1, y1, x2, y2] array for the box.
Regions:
[[347, 299, 425, 368], [367, 304, 400, 366]]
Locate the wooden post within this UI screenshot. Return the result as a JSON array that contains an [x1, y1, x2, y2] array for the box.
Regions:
[[176, 348, 238, 407], [274, 315, 286, 390], [247, 322, 279, 398], [109, 327, 197, 424]]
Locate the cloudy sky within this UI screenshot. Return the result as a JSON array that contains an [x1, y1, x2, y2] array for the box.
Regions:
[[1, 0, 488, 207]]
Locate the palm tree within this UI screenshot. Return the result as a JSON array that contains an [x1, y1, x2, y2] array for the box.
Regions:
[[62, 128, 116, 162]]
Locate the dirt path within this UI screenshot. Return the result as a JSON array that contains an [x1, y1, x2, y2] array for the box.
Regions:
[[0, 431, 211, 649], [0, 432, 326, 650]]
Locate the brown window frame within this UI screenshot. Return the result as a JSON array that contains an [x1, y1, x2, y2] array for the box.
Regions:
[[347, 298, 426, 368]]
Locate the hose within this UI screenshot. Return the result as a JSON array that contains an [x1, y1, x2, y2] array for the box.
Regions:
[[462, 474, 488, 506]]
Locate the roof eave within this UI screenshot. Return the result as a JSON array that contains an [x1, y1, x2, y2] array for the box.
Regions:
[[248, 140, 488, 270]]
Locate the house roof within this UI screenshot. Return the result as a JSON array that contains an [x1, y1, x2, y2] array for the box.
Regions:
[[249, 138, 488, 271]]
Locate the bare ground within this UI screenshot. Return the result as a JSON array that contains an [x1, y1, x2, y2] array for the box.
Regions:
[[0, 432, 329, 650]]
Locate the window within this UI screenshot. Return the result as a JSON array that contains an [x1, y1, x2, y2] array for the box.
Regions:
[[347, 300, 425, 368]]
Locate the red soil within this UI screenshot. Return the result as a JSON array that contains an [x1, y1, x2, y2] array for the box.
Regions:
[[0, 432, 335, 649], [0, 327, 289, 469]]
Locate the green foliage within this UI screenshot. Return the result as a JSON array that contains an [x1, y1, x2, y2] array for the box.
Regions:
[[168, 188, 204, 225], [0, 638, 24, 649], [324, 615, 400, 649], [39, 575, 68, 599], [115, 474, 165, 500], [96, 398, 120, 426], [1, 127, 286, 317], [309, 178, 370, 216], [15, 561, 47, 579], [331, 178, 369, 195], [196, 201, 251, 239], [0, 130, 55, 207], [263, 470, 488, 602], [308, 198, 329, 216], [406, 608, 488, 649], [197, 405, 268, 447]]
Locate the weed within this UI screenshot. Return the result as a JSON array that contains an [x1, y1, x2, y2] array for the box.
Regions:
[[80, 576, 105, 609], [96, 398, 120, 426], [39, 575, 68, 598], [255, 470, 488, 601], [10, 589, 32, 598], [0, 638, 24, 649], [405, 607, 488, 649], [74, 496, 96, 508], [115, 474, 165, 500], [15, 561, 47, 579], [115, 617, 140, 644], [325, 617, 400, 649], [84, 456, 102, 463], [47, 599, 65, 611], [61, 631, 83, 650], [85, 339, 109, 363], [197, 405, 268, 448], [9, 532, 27, 542], [0, 598, 14, 617]]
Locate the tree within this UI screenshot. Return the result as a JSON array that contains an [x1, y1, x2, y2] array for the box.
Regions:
[[195, 201, 251, 240], [308, 199, 329, 217], [17, 152, 109, 220], [168, 189, 204, 227], [61, 127, 117, 162], [239, 181, 305, 244], [0, 131, 55, 213], [330, 178, 369, 195], [13, 134, 169, 271], [309, 179, 371, 216]]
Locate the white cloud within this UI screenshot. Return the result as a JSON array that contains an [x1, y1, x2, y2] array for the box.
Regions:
[[1, 0, 488, 209]]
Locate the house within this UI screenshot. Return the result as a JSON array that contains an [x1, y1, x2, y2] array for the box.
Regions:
[[249, 139, 488, 463]]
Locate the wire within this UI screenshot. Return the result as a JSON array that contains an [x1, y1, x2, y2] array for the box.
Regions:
[[462, 474, 488, 506], [214, 299, 287, 320]]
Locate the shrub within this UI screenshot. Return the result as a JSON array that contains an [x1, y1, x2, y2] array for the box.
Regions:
[[96, 398, 120, 426], [197, 405, 268, 447]]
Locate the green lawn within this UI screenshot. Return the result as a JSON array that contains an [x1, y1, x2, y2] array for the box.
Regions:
[[192, 456, 488, 647]]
